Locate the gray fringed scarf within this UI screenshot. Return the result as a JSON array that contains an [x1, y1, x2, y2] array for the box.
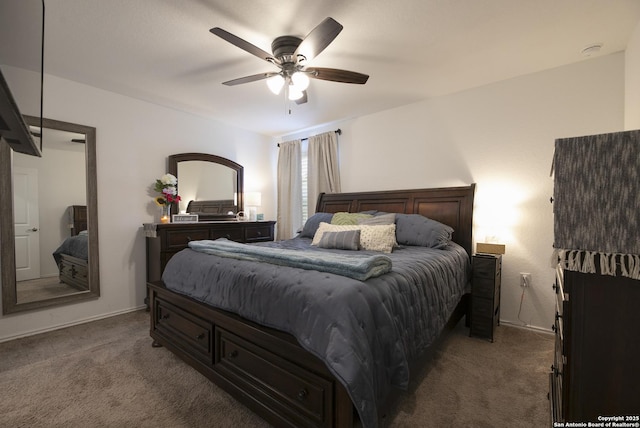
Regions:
[[552, 130, 640, 280]]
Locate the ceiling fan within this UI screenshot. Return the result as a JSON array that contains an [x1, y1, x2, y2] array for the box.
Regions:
[[210, 17, 369, 104]]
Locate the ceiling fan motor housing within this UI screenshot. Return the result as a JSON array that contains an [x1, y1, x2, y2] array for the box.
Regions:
[[271, 36, 303, 64]]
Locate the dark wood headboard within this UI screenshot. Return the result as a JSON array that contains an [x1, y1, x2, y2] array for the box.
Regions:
[[316, 184, 476, 256], [186, 199, 237, 221]]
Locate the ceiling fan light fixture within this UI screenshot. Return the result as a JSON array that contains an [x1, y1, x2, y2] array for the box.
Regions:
[[266, 74, 285, 94], [288, 87, 304, 101], [291, 71, 310, 91]]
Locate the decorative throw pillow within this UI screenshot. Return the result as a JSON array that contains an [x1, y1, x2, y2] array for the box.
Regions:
[[317, 230, 361, 250], [359, 224, 396, 253], [312, 222, 396, 253], [395, 214, 453, 249], [358, 212, 396, 225], [330, 212, 373, 225], [300, 212, 334, 238], [312, 222, 360, 245]]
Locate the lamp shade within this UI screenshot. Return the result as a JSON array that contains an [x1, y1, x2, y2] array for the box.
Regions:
[[291, 71, 310, 91], [288, 87, 304, 100], [245, 192, 262, 207], [266, 75, 284, 95]]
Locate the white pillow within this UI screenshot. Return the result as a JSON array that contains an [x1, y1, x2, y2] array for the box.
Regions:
[[312, 222, 397, 253], [359, 224, 397, 253]]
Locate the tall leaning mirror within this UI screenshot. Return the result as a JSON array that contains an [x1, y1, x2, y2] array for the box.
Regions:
[[1, 116, 100, 314]]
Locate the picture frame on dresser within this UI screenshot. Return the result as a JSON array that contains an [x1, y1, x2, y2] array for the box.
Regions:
[[172, 214, 199, 223]]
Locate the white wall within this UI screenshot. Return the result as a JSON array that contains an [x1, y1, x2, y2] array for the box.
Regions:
[[289, 54, 624, 331], [0, 66, 277, 341], [626, 20, 640, 129]]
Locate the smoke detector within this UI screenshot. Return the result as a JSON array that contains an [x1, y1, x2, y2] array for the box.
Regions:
[[581, 43, 603, 57]]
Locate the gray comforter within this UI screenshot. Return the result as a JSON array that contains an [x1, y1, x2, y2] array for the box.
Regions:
[[52, 233, 88, 265], [162, 237, 470, 428]]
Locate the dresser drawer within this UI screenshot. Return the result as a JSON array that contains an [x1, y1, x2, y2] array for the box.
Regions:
[[470, 315, 494, 338], [215, 328, 333, 426], [154, 298, 213, 365], [165, 228, 210, 250], [473, 256, 500, 278], [473, 277, 496, 298], [471, 296, 494, 318], [244, 224, 275, 242], [210, 226, 244, 242]]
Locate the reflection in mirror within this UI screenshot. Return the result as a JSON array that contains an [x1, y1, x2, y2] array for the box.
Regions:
[[176, 161, 237, 213], [1, 116, 100, 314], [168, 153, 243, 222]]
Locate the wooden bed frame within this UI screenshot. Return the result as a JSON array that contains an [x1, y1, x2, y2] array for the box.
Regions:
[[148, 184, 475, 427], [58, 205, 90, 290]]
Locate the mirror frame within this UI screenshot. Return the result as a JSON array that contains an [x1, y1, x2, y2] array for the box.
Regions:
[[1, 116, 100, 314], [168, 153, 244, 216]]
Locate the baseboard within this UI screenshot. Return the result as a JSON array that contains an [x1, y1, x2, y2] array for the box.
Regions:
[[499, 319, 554, 335], [0, 305, 147, 343]]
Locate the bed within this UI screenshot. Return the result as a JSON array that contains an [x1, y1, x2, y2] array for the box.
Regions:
[[148, 184, 475, 428], [51, 204, 89, 290]]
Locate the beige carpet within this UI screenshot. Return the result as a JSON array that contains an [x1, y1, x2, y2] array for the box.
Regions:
[[0, 310, 553, 427]]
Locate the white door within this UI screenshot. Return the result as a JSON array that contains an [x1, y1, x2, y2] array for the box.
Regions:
[[13, 166, 40, 281]]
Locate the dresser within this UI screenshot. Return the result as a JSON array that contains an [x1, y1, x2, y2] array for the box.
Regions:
[[550, 266, 640, 423], [67, 205, 87, 236], [145, 220, 276, 284], [470, 253, 501, 342]]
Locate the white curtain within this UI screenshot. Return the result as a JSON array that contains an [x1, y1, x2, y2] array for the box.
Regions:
[[307, 131, 341, 217], [276, 139, 302, 240]]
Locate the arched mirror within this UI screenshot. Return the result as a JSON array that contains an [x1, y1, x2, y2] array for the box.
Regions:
[[168, 153, 243, 221], [1, 116, 100, 314]]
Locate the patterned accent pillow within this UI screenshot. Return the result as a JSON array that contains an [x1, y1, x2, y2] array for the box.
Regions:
[[300, 212, 334, 238], [317, 230, 361, 250], [330, 212, 373, 225], [359, 224, 396, 253], [312, 222, 396, 253]]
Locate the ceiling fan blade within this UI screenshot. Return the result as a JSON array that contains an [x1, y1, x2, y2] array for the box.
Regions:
[[294, 17, 343, 63], [306, 67, 369, 84], [222, 72, 279, 86], [295, 90, 308, 105], [210, 27, 280, 65]]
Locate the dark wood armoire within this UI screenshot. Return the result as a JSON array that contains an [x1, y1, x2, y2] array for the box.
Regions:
[[549, 130, 640, 423]]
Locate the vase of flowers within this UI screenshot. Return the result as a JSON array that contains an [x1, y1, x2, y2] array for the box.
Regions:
[[154, 173, 181, 223]]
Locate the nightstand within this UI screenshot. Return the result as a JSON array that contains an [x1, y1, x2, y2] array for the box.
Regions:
[[470, 253, 502, 342]]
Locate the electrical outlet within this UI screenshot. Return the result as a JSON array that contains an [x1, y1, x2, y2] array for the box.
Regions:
[[520, 273, 531, 287]]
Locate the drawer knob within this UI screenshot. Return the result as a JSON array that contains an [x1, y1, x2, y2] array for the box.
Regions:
[[297, 388, 308, 401], [225, 234, 231, 239], [229, 350, 238, 358], [161, 313, 170, 320], [256, 231, 262, 236], [551, 324, 556, 332], [195, 333, 205, 340]]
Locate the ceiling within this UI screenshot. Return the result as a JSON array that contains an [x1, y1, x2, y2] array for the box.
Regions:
[[1, 0, 640, 137]]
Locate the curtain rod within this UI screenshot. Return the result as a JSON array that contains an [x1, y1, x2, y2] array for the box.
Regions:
[[277, 129, 341, 147]]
